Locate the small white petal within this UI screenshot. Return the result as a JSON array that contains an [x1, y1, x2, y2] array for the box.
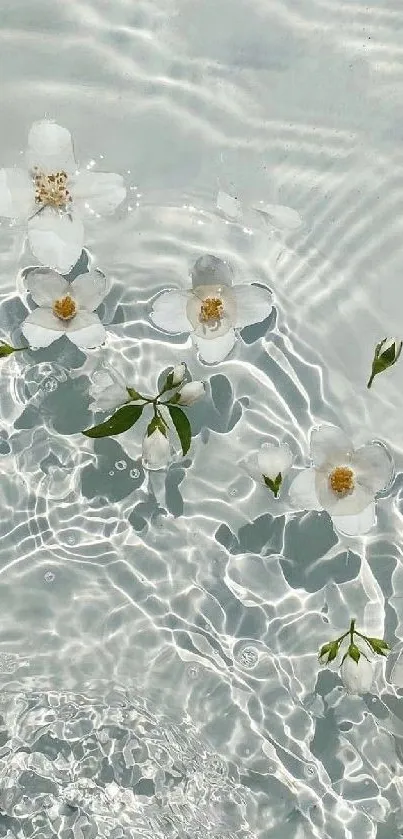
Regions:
[[71, 171, 126, 214], [70, 270, 109, 311], [332, 502, 376, 537], [171, 363, 186, 385], [0, 168, 35, 219], [150, 290, 190, 334], [288, 468, 321, 510], [252, 203, 302, 230], [194, 329, 236, 364], [340, 655, 373, 695], [142, 429, 171, 471], [65, 312, 106, 348], [28, 207, 84, 273], [315, 469, 373, 516], [26, 120, 76, 174], [22, 308, 65, 348], [310, 425, 353, 468], [351, 442, 394, 494], [25, 267, 68, 306], [258, 443, 293, 479], [216, 190, 242, 220], [233, 284, 273, 329]]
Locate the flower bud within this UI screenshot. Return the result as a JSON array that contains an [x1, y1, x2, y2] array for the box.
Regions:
[[142, 428, 171, 471], [177, 381, 205, 406], [367, 337, 402, 388], [89, 369, 128, 412], [171, 363, 186, 386], [258, 442, 293, 481], [340, 653, 373, 695]]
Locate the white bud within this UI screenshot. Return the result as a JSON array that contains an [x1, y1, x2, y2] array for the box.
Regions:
[[257, 442, 293, 481], [177, 381, 205, 406], [171, 364, 186, 385], [340, 654, 373, 695], [89, 369, 128, 412], [142, 428, 171, 470]]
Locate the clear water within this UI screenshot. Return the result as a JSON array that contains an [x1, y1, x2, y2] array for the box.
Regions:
[[1, 1, 403, 838]]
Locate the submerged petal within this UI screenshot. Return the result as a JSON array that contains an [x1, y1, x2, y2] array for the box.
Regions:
[[332, 502, 376, 537], [234, 284, 273, 329], [288, 468, 321, 510], [71, 171, 126, 214], [65, 311, 106, 348], [21, 308, 65, 348], [194, 328, 236, 364], [25, 267, 68, 306], [28, 207, 84, 273], [310, 425, 353, 468], [26, 120, 76, 174], [70, 269, 109, 311], [0, 168, 34, 219], [351, 442, 394, 494], [150, 290, 190, 334]]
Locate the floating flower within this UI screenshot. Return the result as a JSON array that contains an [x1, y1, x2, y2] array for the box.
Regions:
[[318, 618, 389, 696], [258, 442, 293, 498], [289, 425, 393, 536], [0, 120, 126, 273], [150, 256, 273, 364], [21, 267, 108, 349], [89, 368, 130, 412]]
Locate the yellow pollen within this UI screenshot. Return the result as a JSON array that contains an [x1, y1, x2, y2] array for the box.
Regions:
[[52, 295, 77, 321], [33, 169, 71, 209], [199, 297, 223, 323], [329, 466, 354, 496]]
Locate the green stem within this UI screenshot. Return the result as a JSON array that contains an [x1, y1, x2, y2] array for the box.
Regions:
[[349, 618, 356, 644], [367, 373, 375, 389]]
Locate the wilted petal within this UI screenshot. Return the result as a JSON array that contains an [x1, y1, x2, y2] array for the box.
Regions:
[[194, 329, 236, 364], [28, 207, 84, 273], [26, 120, 77, 174], [150, 290, 190, 334], [351, 442, 394, 494], [234, 284, 273, 329], [25, 267, 68, 306], [332, 502, 376, 537], [0, 168, 35, 219], [289, 468, 321, 510], [310, 425, 353, 468], [71, 171, 126, 214], [65, 312, 106, 348], [70, 270, 109, 311], [22, 307, 65, 348]]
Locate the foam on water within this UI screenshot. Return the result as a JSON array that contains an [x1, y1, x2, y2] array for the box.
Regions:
[[1, 0, 403, 837]]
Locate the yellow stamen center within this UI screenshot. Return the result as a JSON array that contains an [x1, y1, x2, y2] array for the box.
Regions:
[[329, 466, 354, 496], [52, 295, 77, 321], [33, 169, 71, 208], [199, 297, 223, 323]]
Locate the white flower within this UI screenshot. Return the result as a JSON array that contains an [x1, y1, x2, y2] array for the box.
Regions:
[[0, 120, 126, 273], [340, 654, 373, 695], [289, 425, 393, 536], [177, 381, 205, 406], [142, 428, 171, 471], [258, 442, 293, 481], [21, 267, 108, 349], [150, 257, 273, 364], [89, 369, 128, 412], [171, 363, 186, 385]]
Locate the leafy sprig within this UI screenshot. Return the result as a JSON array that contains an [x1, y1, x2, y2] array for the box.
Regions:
[[367, 339, 402, 389], [319, 618, 389, 667]]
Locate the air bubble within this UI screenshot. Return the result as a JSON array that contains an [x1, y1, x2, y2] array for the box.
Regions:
[[66, 533, 77, 545], [237, 646, 259, 669], [109, 471, 114, 476], [115, 460, 127, 471], [44, 378, 57, 392], [187, 664, 201, 680], [44, 572, 55, 583], [304, 765, 316, 777], [130, 468, 140, 478], [229, 488, 237, 497]]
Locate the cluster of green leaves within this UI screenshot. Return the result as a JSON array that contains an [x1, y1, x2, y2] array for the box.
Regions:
[[319, 619, 389, 666]]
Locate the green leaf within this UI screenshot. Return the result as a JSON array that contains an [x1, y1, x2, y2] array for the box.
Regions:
[[348, 643, 360, 663], [319, 643, 332, 659], [263, 472, 283, 498], [83, 404, 144, 438], [127, 387, 143, 400], [0, 342, 24, 357], [368, 340, 403, 388], [327, 642, 339, 663], [366, 637, 390, 656], [167, 405, 191, 455]]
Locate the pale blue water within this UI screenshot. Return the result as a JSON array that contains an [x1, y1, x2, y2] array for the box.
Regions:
[[1, 2, 403, 838]]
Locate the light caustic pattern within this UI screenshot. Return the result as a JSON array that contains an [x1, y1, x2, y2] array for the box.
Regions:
[[1, 0, 403, 838]]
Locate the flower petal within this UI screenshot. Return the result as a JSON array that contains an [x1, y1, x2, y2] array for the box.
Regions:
[[26, 120, 76, 174], [71, 171, 126, 214], [332, 502, 376, 537], [194, 329, 236, 364], [0, 168, 34, 219], [65, 311, 106, 348], [70, 269, 109, 311], [234, 284, 273, 329], [252, 203, 302, 230], [258, 443, 293, 479], [310, 425, 353, 468], [351, 442, 394, 494], [315, 468, 373, 516], [288, 468, 321, 510], [21, 308, 65, 348], [25, 267, 68, 306], [28, 207, 84, 273], [150, 290, 190, 334]]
